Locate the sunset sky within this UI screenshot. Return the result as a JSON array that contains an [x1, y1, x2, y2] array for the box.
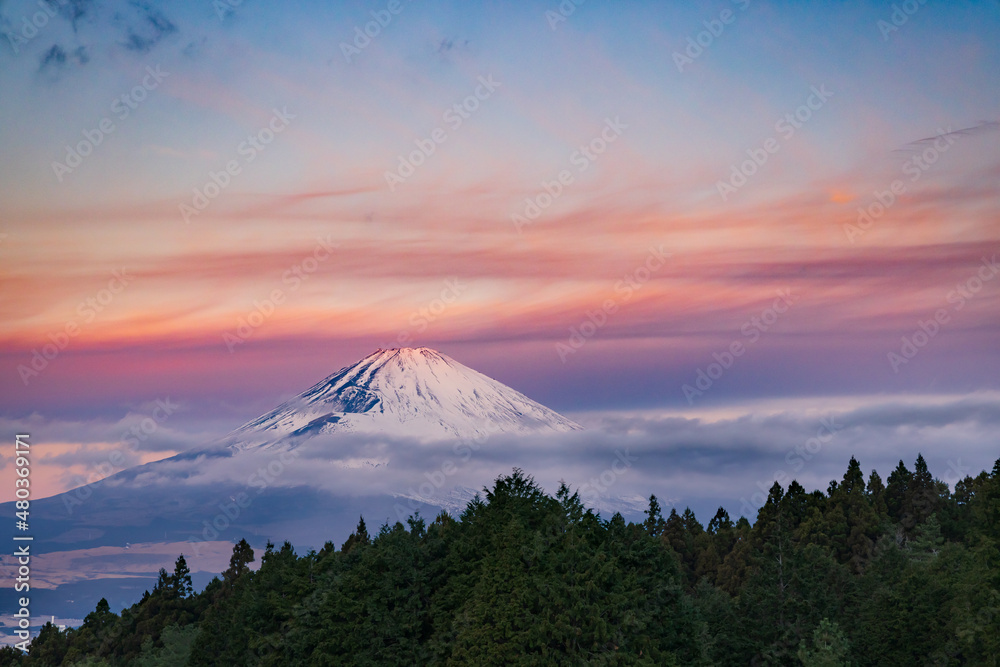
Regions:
[[1, 0, 999, 504]]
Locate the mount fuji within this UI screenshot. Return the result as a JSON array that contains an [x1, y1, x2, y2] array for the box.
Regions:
[[1, 348, 587, 623], [224, 347, 581, 451]]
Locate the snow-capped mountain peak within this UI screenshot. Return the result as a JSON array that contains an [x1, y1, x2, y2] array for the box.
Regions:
[[225, 347, 581, 450]]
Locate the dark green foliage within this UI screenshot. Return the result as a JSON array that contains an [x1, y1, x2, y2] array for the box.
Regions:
[[643, 494, 665, 536], [797, 618, 850, 666], [170, 556, 193, 599], [222, 537, 255, 584], [16, 456, 1000, 666], [886, 459, 912, 523], [339, 515, 370, 555], [135, 624, 198, 666]]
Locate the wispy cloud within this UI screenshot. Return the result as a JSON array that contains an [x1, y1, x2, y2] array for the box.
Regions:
[[7, 393, 996, 519]]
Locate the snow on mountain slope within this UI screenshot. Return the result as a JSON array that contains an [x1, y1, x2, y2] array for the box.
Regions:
[[224, 348, 582, 451]]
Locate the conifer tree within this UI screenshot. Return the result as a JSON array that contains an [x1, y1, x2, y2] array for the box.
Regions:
[[902, 453, 937, 530], [223, 538, 255, 584], [172, 554, 193, 599], [643, 494, 665, 536], [885, 459, 912, 523], [797, 618, 850, 666], [707, 507, 733, 534], [19, 459, 1000, 667], [153, 567, 170, 594], [866, 469, 887, 518]]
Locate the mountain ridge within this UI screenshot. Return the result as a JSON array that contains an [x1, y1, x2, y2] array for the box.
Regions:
[[222, 347, 582, 451]]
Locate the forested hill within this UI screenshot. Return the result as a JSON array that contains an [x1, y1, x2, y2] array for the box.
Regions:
[[5, 455, 999, 666]]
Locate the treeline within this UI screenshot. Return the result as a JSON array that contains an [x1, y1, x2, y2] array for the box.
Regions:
[[3, 455, 999, 665]]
